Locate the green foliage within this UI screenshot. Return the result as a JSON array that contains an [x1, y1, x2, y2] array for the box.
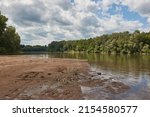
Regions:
[[48, 31, 150, 54], [0, 12, 20, 54], [21, 45, 48, 52]]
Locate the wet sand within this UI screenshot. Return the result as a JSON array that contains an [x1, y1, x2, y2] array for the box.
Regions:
[[0, 56, 130, 99]]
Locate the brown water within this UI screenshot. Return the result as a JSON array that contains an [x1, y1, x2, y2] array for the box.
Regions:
[[22, 53, 150, 99]]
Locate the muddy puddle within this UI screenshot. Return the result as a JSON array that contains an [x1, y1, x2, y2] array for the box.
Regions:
[[12, 68, 131, 100]]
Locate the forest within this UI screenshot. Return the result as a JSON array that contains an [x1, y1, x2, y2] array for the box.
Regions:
[[20, 45, 48, 52], [48, 31, 150, 54], [0, 12, 20, 54]]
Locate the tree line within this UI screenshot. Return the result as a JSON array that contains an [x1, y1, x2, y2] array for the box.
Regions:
[[48, 30, 150, 54], [0, 12, 20, 54], [21, 45, 48, 52]]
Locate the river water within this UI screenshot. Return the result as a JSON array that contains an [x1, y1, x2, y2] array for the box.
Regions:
[[25, 53, 150, 99]]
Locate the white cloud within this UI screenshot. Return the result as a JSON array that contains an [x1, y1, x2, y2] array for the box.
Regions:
[[121, 0, 150, 29], [74, 0, 98, 11], [0, 0, 146, 45], [147, 18, 150, 24], [122, 0, 150, 17]]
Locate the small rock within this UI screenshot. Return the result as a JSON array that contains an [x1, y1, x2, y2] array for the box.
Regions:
[[41, 76, 45, 78], [88, 77, 92, 80], [47, 73, 52, 75], [97, 72, 101, 75]]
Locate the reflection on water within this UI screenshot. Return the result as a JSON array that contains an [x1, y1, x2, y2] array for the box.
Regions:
[[27, 53, 150, 99]]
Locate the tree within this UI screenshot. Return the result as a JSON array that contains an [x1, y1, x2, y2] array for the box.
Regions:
[[21, 45, 47, 52], [48, 30, 150, 54], [142, 44, 150, 54], [0, 12, 8, 34], [0, 12, 20, 54]]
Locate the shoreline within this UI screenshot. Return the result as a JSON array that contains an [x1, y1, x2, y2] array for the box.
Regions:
[[0, 56, 130, 99]]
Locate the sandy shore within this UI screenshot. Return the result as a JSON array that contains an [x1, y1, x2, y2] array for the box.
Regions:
[[0, 56, 130, 99]]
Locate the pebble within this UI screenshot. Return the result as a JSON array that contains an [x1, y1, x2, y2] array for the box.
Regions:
[[97, 72, 101, 75]]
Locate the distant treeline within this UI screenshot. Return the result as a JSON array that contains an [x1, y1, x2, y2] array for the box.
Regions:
[[48, 31, 150, 54], [21, 45, 48, 52]]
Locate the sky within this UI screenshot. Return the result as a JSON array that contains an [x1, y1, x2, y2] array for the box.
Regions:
[[0, 0, 150, 45]]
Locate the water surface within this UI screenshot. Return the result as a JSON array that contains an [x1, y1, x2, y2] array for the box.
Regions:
[[6, 53, 150, 99]]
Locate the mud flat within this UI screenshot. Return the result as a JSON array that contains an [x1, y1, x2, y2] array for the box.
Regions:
[[0, 56, 130, 99]]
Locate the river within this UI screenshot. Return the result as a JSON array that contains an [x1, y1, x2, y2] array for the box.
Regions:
[[24, 53, 150, 99]]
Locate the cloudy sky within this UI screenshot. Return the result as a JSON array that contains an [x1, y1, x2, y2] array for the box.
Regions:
[[0, 0, 150, 45]]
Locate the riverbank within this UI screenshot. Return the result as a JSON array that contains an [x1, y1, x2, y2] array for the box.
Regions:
[[0, 56, 130, 99]]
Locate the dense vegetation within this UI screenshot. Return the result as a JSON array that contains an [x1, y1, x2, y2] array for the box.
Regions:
[[0, 12, 20, 54], [21, 45, 47, 52], [48, 31, 150, 54]]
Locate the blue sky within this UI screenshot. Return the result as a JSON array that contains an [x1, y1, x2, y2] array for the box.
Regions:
[[109, 4, 148, 28], [0, 0, 150, 45]]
